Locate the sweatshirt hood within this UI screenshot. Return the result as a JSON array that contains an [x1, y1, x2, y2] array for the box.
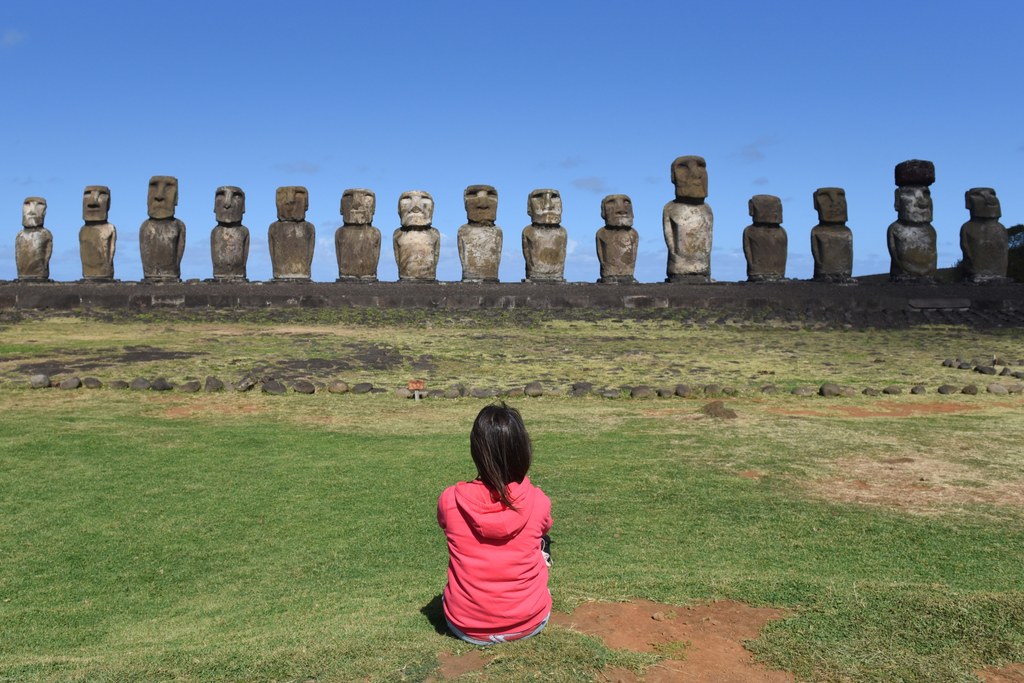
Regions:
[[454, 476, 536, 540]]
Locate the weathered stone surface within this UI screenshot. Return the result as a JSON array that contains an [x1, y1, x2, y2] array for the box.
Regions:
[[839, 387, 858, 397], [863, 387, 880, 396], [675, 384, 693, 397], [524, 381, 544, 397], [596, 194, 639, 284], [211, 186, 249, 282], [702, 400, 737, 419], [743, 195, 787, 282], [523, 189, 567, 283], [911, 384, 927, 394], [1000, 367, 1013, 376], [657, 387, 675, 398], [600, 389, 619, 399], [894, 159, 935, 187], [327, 380, 350, 394], [703, 383, 723, 396], [888, 163, 937, 282], [810, 187, 854, 282], [958, 362, 973, 370], [942, 358, 957, 367], [961, 384, 979, 395], [1007, 383, 1024, 394], [204, 376, 224, 392], [177, 380, 201, 392], [292, 380, 316, 395], [394, 191, 440, 281], [571, 381, 593, 397], [792, 387, 815, 396], [664, 156, 712, 282], [450, 383, 467, 397], [152, 377, 173, 391], [108, 380, 129, 389], [140, 176, 185, 282], [130, 377, 152, 390], [882, 385, 902, 395], [975, 365, 997, 375], [269, 186, 315, 281], [395, 387, 413, 399], [83, 377, 102, 389], [262, 379, 287, 395], [458, 185, 502, 282], [937, 384, 959, 394], [80, 186, 116, 281], [443, 387, 461, 399], [352, 382, 373, 394], [819, 382, 842, 397], [16, 197, 52, 281], [987, 383, 1009, 395], [960, 188, 1008, 283], [235, 376, 257, 392], [59, 377, 81, 390], [470, 387, 498, 399], [336, 189, 381, 282], [631, 386, 655, 399], [760, 384, 778, 394], [30, 374, 51, 389], [506, 387, 525, 398]]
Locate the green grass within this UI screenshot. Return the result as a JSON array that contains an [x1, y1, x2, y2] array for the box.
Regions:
[[1, 313, 1023, 681]]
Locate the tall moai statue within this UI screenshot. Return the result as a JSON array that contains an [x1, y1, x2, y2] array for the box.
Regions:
[[663, 155, 713, 282], [210, 186, 249, 282], [522, 188, 567, 282], [140, 176, 186, 282], [79, 186, 116, 281], [16, 197, 52, 281], [393, 190, 440, 281], [742, 194, 787, 282], [335, 188, 381, 282], [595, 194, 639, 284], [960, 187, 1008, 283], [268, 186, 315, 282], [810, 187, 854, 282], [887, 160, 937, 282], [458, 185, 502, 283]]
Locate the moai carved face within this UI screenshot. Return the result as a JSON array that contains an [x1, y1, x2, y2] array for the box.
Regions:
[[601, 194, 634, 228], [670, 155, 708, 200], [22, 197, 46, 228], [966, 187, 1001, 219], [82, 186, 111, 222], [813, 187, 847, 223], [147, 176, 179, 219], [895, 186, 932, 223], [398, 190, 434, 227], [749, 194, 783, 224], [276, 186, 309, 221], [341, 188, 376, 225], [528, 189, 562, 225], [215, 186, 246, 224], [464, 185, 498, 224]]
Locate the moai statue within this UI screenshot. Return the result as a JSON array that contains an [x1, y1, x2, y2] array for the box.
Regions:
[[210, 186, 249, 282], [393, 190, 440, 281], [79, 186, 116, 281], [335, 188, 381, 282], [457, 185, 502, 282], [663, 155, 713, 282], [960, 187, 1008, 283], [139, 176, 186, 282], [887, 160, 937, 282], [810, 187, 854, 283], [595, 194, 639, 284], [742, 194, 788, 282], [522, 188, 567, 282], [16, 197, 52, 281], [268, 186, 315, 282]]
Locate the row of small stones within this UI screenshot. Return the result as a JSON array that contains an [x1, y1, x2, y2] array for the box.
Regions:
[[26, 375, 1024, 398]]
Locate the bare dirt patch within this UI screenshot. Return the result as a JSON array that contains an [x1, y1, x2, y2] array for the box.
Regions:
[[978, 663, 1024, 682], [160, 403, 266, 419], [425, 650, 491, 681], [768, 401, 984, 419], [810, 456, 1024, 513], [552, 599, 793, 682]]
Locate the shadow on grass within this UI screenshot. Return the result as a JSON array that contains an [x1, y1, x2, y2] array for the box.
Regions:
[[421, 593, 454, 637]]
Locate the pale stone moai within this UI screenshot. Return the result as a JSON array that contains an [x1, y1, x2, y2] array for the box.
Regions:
[[79, 186, 116, 281], [210, 186, 249, 282], [393, 190, 440, 281], [742, 195, 787, 282], [810, 187, 854, 282], [887, 160, 937, 282], [268, 186, 315, 282], [522, 189, 567, 282], [663, 155, 713, 282], [595, 194, 638, 284], [457, 185, 502, 282], [16, 197, 52, 281], [139, 176, 186, 282], [960, 187, 1008, 283], [335, 188, 381, 282]]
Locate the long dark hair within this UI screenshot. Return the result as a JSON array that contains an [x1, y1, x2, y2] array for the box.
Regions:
[[470, 402, 532, 509]]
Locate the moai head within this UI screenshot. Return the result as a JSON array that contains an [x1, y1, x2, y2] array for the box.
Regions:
[[670, 155, 708, 200], [601, 194, 634, 228], [895, 186, 933, 223], [22, 197, 46, 228], [813, 187, 847, 223], [527, 189, 562, 225], [341, 188, 376, 225], [147, 176, 178, 219], [464, 185, 498, 224], [82, 186, 111, 222], [398, 190, 434, 227], [749, 194, 783, 224], [214, 186, 246, 224], [276, 186, 309, 221], [965, 187, 1001, 219]]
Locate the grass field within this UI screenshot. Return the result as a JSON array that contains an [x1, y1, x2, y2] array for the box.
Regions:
[[1, 310, 1022, 682]]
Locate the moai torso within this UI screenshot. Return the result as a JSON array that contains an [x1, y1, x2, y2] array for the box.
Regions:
[[140, 176, 185, 282], [596, 194, 638, 283], [743, 195, 787, 282], [79, 186, 116, 281], [888, 160, 937, 282], [336, 188, 381, 281], [522, 189, 566, 282], [394, 190, 440, 281], [810, 187, 853, 282], [458, 185, 502, 282], [663, 156, 712, 282], [16, 230, 53, 280], [269, 186, 315, 281], [211, 186, 249, 281], [960, 188, 1008, 283]]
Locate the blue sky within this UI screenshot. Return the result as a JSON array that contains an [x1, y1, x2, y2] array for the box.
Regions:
[[2, 1, 1022, 283]]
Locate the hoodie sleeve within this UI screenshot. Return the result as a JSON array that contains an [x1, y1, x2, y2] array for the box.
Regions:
[[437, 488, 449, 530], [540, 491, 552, 534]]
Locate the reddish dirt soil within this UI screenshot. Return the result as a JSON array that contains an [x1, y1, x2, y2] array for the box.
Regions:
[[161, 403, 265, 419], [978, 663, 1024, 682], [427, 649, 491, 681], [767, 401, 983, 418]]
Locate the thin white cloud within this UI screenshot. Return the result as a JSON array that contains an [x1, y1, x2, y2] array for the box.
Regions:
[[559, 156, 584, 169], [737, 136, 778, 163], [572, 176, 610, 194], [1, 30, 25, 48]]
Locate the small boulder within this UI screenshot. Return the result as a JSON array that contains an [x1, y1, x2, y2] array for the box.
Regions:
[[760, 384, 778, 394], [987, 383, 1009, 395], [961, 384, 979, 395], [882, 386, 903, 395], [130, 377, 152, 391], [702, 400, 737, 419], [600, 389, 620, 399], [352, 383, 373, 394], [631, 386, 656, 399], [506, 387, 525, 398], [656, 387, 675, 398], [395, 388, 414, 399], [292, 380, 316, 395], [910, 385, 927, 395], [1006, 383, 1024, 394], [470, 387, 498, 399], [674, 384, 693, 398], [108, 380, 129, 389], [862, 388, 880, 396], [59, 377, 82, 390], [151, 378, 173, 392], [937, 385, 959, 395], [941, 359, 956, 367], [177, 380, 201, 393], [571, 381, 593, 397], [30, 374, 51, 389], [82, 377, 102, 389], [524, 381, 544, 398], [958, 362, 973, 370], [703, 383, 723, 396], [839, 387, 858, 397], [428, 389, 446, 398], [327, 380, 350, 394], [235, 376, 258, 392], [819, 383, 842, 397], [443, 388, 461, 399], [450, 383, 467, 397], [975, 366, 997, 376], [1000, 367, 1013, 376], [262, 380, 287, 395], [791, 387, 815, 396], [204, 376, 225, 392]]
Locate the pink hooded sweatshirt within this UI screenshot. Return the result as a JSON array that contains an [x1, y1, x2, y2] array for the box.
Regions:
[[438, 476, 552, 640]]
